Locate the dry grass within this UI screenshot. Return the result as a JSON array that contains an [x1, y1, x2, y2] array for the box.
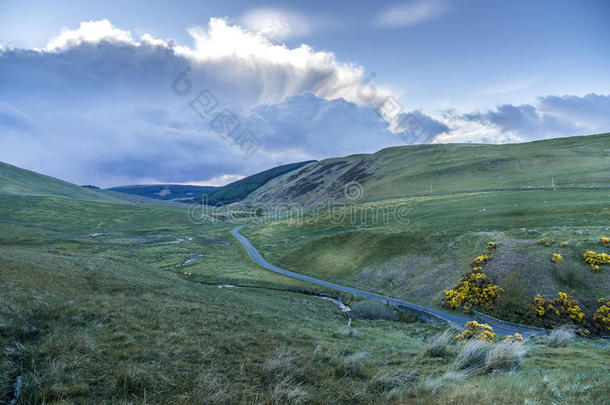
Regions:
[[546, 325, 576, 347], [425, 329, 457, 358]]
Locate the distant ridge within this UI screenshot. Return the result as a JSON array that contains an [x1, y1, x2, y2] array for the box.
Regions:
[[107, 184, 220, 202], [203, 160, 316, 206]]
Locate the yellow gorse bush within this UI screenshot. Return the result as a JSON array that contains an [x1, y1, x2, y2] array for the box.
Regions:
[[592, 298, 610, 332], [600, 237, 610, 245], [583, 250, 610, 270], [503, 333, 524, 343], [444, 272, 501, 313], [561, 241, 567, 247], [444, 243, 502, 313], [471, 255, 490, 267], [537, 237, 554, 247], [534, 292, 585, 328], [551, 253, 563, 263], [456, 321, 496, 342]]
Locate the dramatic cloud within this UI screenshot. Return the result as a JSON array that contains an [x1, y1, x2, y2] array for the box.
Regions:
[[0, 19, 607, 188], [436, 94, 610, 143], [375, 0, 450, 28]]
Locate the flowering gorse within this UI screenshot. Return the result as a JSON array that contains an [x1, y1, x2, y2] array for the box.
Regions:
[[592, 298, 610, 332], [533, 292, 586, 330], [444, 272, 501, 312], [444, 243, 502, 313], [583, 250, 609, 271], [551, 253, 563, 263], [537, 237, 554, 247], [455, 321, 496, 342], [503, 333, 524, 343]]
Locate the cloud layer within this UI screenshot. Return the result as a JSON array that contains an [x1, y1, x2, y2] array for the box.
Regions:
[[0, 19, 608, 188], [437, 94, 610, 143]]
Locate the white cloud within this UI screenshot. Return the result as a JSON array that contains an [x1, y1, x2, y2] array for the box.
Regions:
[[239, 8, 312, 40], [375, 0, 450, 28], [45, 19, 135, 51]]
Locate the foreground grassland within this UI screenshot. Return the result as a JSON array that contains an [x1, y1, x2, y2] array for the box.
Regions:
[[0, 191, 608, 402]]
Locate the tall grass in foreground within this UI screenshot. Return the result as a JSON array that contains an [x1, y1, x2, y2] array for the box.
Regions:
[[425, 329, 457, 358], [545, 325, 576, 347], [454, 340, 529, 373]]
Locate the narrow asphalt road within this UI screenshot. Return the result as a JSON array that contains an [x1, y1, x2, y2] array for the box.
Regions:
[[231, 225, 548, 337]]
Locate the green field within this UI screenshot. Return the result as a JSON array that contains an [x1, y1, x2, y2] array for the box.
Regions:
[[244, 188, 610, 321], [2, 135, 610, 403]]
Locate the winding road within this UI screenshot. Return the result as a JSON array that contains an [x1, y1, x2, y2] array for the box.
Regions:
[[231, 225, 548, 337]]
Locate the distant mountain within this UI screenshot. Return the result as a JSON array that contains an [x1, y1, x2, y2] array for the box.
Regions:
[[204, 161, 316, 206], [107, 184, 219, 202]]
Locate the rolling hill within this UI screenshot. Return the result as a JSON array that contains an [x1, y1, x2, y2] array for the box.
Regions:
[[244, 133, 610, 207], [203, 160, 315, 205]]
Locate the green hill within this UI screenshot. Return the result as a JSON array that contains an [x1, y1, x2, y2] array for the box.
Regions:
[[204, 160, 315, 205], [245, 133, 610, 207], [0, 162, 177, 204], [0, 162, 122, 202]]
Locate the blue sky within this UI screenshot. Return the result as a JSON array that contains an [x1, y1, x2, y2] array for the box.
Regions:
[[1, 0, 609, 187]]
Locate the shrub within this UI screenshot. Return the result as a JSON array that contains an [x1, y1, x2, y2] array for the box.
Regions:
[[492, 271, 536, 325], [583, 250, 610, 270], [503, 333, 524, 343], [600, 237, 610, 246], [351, 300, 399, 321], [592, 298, 610, 333], [551, 253, 563, 263], [537, 237, 554, 246], [455, 321, 495, 342], [425, 329, 456, 358], [443, 272, 501, 313], [471, 254, 490, 268], [561, 241, 567, 247], [545, 325, 575, 347], [533, 292, 585, 329]]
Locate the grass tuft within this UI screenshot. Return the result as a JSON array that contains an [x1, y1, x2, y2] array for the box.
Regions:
[[545, 325, 576, 347]]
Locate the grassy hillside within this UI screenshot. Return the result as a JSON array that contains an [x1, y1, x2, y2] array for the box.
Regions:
[[1, 181, 608, 403], [245, 133, 610, 207], [0, 162, 123, 203], [205, 160, 316, 205], [242, 134, 610, 329], [0, 162, 171, 205], [245, 188, 610, 307], [107, 184, 219, 202]]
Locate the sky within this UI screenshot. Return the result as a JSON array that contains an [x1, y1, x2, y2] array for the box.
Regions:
[[0, 0, 609, 187]]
